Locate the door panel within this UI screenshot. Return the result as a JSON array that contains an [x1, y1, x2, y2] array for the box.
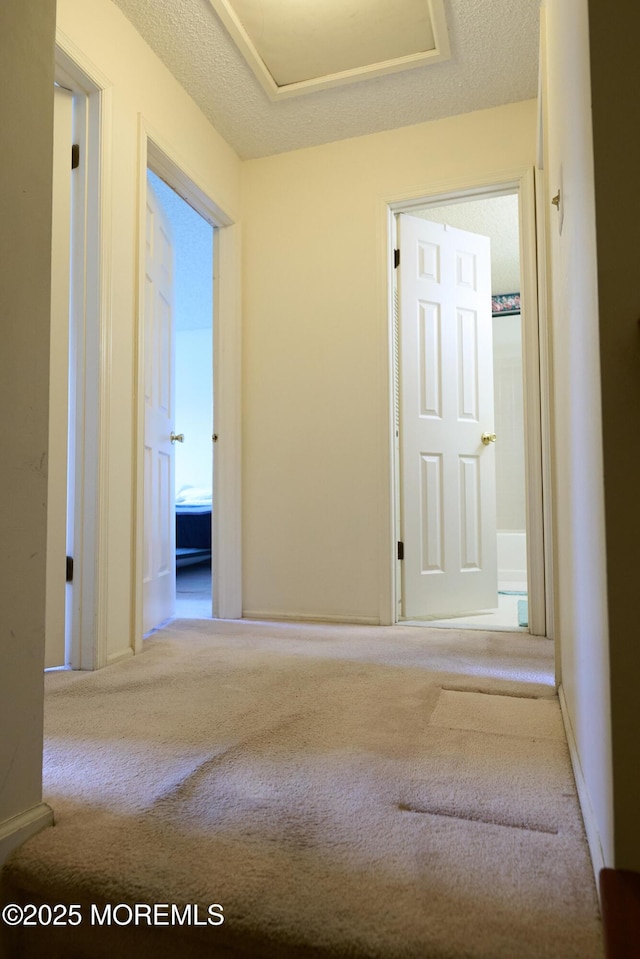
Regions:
[[143, 177, 176, 633], [420, 453, 443, 571], [399, 214, 497, 619], [419, 302, 441, 417], [457, 309, 479, 419], [459, 455, 481, 569]]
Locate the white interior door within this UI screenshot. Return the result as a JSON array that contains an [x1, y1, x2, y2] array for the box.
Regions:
[[143, 177, 176, 633], [398, 213, 497, 619], [45, 86, 73, 669]]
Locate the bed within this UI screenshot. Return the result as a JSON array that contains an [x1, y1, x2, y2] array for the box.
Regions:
[[175, 486, 212, 568]]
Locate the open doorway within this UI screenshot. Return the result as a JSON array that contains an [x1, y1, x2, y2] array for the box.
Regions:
[[135, 131, 242, 649], [394, 189, 541, 633], [45, 83, 76, 670], [143, 170, 214, 628], [46, 60, 103, 670]]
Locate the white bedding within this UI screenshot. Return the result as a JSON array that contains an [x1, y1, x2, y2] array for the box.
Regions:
[[175, 485, 212, 507]]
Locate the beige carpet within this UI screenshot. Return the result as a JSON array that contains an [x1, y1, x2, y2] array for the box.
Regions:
[[1, 619, 603, 958]]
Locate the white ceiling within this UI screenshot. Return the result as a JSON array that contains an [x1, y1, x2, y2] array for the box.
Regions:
[[110, 0, 540, 159]]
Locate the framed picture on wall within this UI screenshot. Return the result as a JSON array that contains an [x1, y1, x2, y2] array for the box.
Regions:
[[492, 293, 521, 316]]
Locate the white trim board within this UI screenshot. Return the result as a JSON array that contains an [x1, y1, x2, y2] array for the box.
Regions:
[[55, 31, 113, 671], [534, 164, 556, 646], [558, 683, 606, 892], [0, 804, 53, 869], [242, 612, 380, 627]]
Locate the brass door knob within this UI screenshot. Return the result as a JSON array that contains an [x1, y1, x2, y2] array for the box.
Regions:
[[170, 432, 184, 444], [481, 432, 497, 446]]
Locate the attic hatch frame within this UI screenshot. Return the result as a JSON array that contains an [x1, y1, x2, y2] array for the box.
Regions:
[[207, 0, 451, 100], [381, 168, 554, 643]]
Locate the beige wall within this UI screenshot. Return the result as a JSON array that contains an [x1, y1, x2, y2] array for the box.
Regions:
[[588, 1, 640, 869], [241, 100, 537, 622], [0, 0, 56, 842], [56, 0, 241, 661], [542, 0, 613, 867]]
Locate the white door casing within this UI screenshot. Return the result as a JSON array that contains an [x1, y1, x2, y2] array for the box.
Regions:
[[143, 177, 176, 633], [398, 214, 497, 619], [134, 129, 244, 654], [45, 86, 74, 669]]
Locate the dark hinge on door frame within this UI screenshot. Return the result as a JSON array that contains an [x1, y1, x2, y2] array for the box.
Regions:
[[397, 541, 404, 561], [394, 248, 400, 269], [66, 556, 74, 583], [71, 143, 80, 170]]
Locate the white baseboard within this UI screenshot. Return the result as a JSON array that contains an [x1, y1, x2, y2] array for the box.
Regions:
[[497, 531, 527, 587], [558, 684, 606, 891], [242, 611, 380, 626], [107, 647, 134, 666], [0, 803, 53, 868]]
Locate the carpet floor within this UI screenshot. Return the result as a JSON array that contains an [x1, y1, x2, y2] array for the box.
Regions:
[[1, 619, 603, 958]]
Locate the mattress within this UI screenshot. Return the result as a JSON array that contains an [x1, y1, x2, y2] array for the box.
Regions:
[[176, 487, 212, 566]]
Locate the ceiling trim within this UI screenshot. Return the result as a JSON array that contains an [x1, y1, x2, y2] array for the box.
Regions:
[[206, 0, 451, 101]]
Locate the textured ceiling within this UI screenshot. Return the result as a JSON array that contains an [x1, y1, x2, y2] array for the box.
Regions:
[[110, 0, 540, 159]]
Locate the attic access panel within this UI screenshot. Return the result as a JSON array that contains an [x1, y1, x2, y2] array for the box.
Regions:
[[207, 0, 451, 100]]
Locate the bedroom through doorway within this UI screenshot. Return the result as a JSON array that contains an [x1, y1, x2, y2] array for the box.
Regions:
[[146, 170, 214, 622]]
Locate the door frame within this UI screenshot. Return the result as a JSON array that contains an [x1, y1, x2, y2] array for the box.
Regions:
[[54, 31, 113, 669], [383, 167, 553, 638], [133, 121, 242, 651], [47, 83, 74, 668]]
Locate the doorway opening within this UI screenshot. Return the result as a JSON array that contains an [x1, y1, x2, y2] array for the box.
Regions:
[[143, 169, 215, 630], [135, 130, 242, 650], [47, 50, 105, 671], [392, 181, 546, 634], [45, 82, 77, 670]]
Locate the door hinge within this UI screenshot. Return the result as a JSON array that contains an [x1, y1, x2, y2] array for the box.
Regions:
[[71, 143, 80, 170], [394, 248, 400, 269], [66, 555, 74, 583], [397, 541, 404, 561]]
